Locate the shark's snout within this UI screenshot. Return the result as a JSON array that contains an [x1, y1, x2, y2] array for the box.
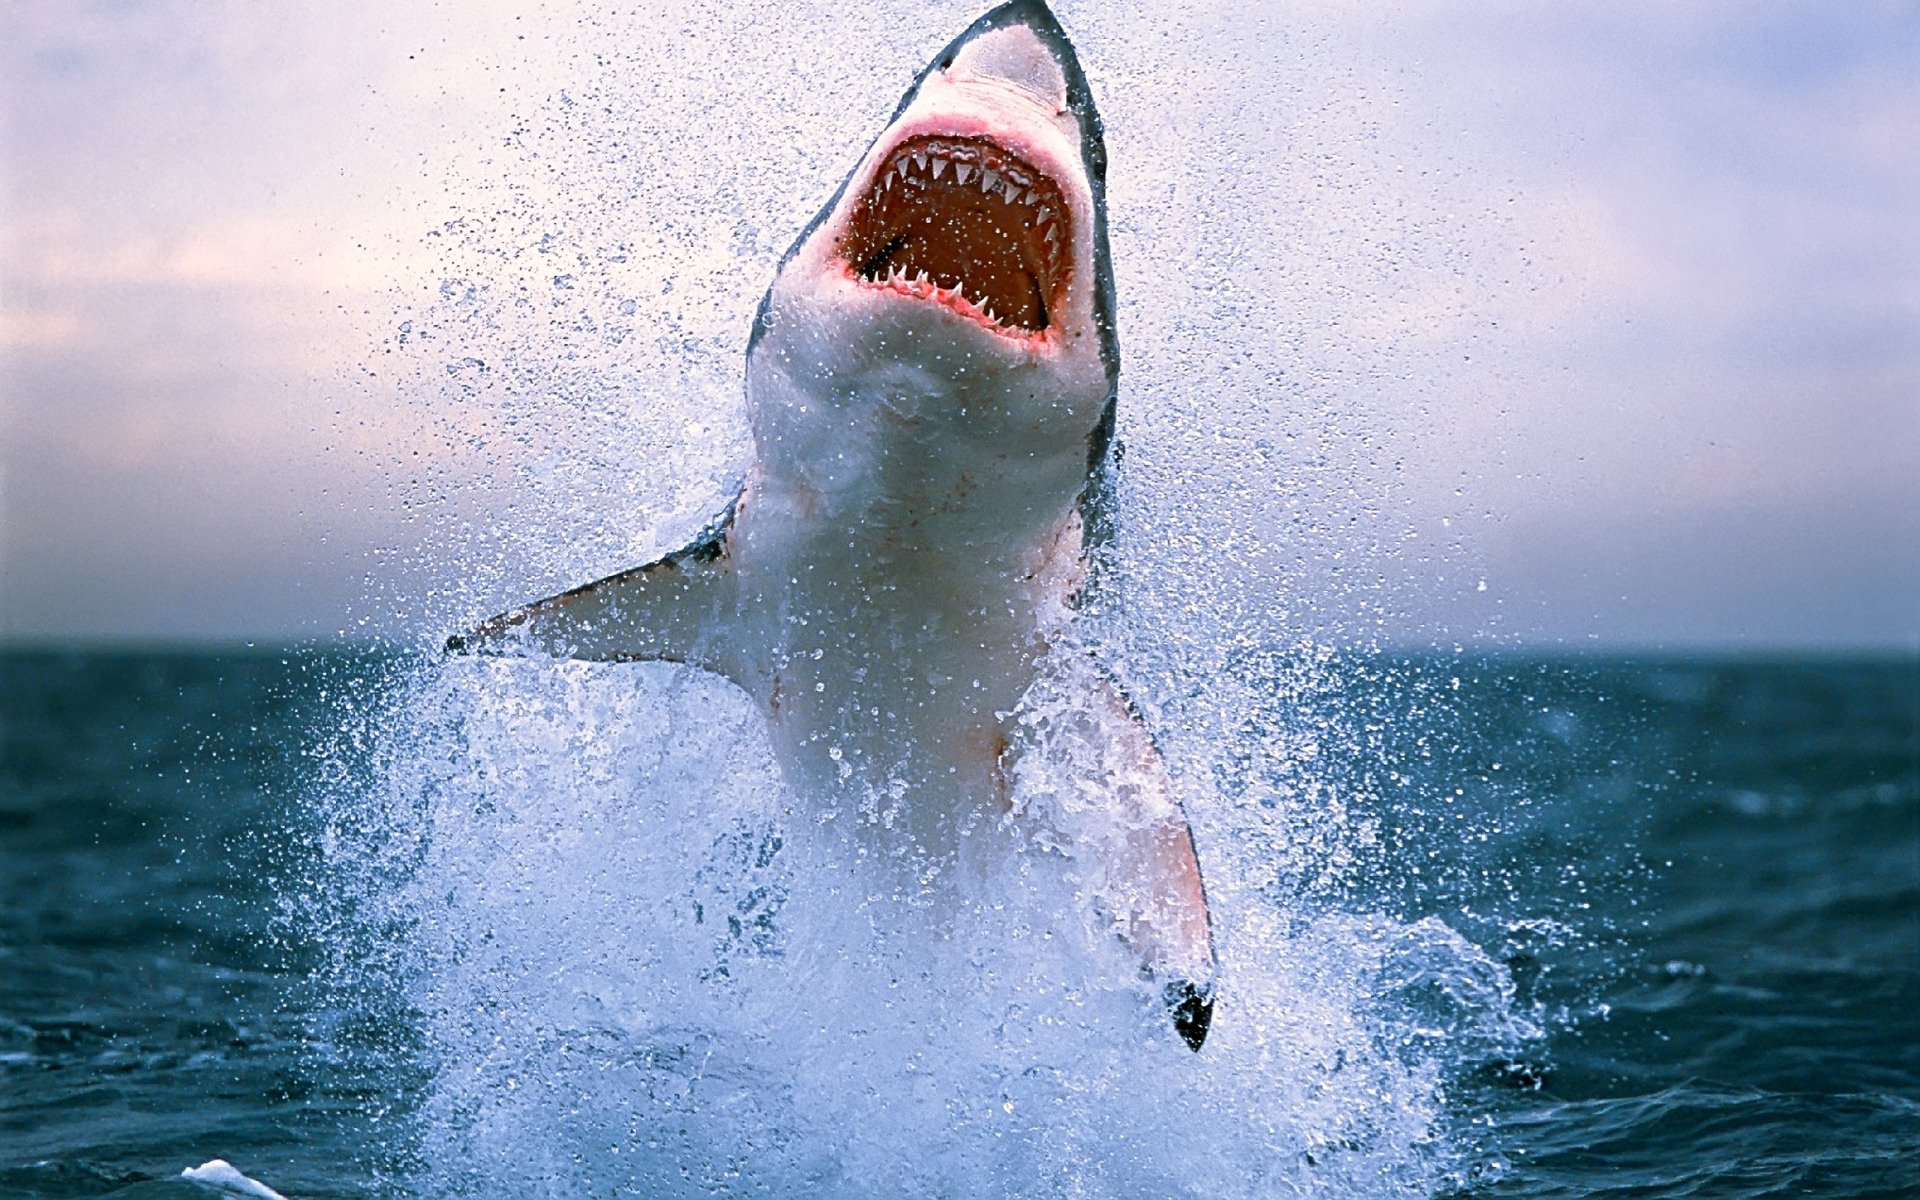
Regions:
[[942, 16, 1071, 111]]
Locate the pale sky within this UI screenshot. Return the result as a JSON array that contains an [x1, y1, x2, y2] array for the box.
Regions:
[[2, 0, 1915, 650]]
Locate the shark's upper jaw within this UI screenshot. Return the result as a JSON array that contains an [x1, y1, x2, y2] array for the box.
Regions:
[[840, 134, 1069, 337]]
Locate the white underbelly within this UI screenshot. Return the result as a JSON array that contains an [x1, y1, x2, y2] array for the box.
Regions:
[[754, 591, 1041, 852]]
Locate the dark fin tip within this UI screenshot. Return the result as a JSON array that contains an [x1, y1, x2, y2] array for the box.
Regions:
[[1164, 979, 1215, 1052], [444, 633, 469, 654]]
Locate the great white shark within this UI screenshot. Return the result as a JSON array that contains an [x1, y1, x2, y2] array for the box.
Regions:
[[448, 0, 1218, 1050]]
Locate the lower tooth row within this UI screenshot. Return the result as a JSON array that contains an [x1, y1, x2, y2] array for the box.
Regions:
[[879, 266, 1005, 323]]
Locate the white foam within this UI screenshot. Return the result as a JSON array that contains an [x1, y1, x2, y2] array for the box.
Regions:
[[310, 655, 1536, 1197], [180, 1160, 290, 1200]]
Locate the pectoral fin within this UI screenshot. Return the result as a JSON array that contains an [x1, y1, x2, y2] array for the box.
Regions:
[[445, 493, 747, 683], [1011, 653, 1220, 1049], [1087, 679, 1218, 1049]]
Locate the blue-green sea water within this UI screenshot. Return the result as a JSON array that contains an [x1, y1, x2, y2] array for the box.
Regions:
[[1, 649, 1915, 1197]]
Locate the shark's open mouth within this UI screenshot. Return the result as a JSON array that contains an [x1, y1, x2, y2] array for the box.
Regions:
[[842, 135, 1069, 335]]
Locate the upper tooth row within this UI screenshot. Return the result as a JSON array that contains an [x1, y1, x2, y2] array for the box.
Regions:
[[883, 152, 1057, 223]]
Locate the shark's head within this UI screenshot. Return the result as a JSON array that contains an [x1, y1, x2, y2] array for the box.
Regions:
[[748, 1, 1121, 513]]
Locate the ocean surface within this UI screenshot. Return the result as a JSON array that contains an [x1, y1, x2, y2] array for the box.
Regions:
[[1, 648, 1915, 1198]]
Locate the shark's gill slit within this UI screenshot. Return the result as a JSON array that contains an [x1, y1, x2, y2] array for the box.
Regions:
[[842, 134, 1068, 334]]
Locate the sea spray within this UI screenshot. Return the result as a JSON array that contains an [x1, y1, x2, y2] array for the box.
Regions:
[[306, 645, 1542, 1197]]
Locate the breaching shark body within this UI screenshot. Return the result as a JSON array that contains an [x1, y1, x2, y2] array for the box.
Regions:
[[449, 0, 1217, 1050]]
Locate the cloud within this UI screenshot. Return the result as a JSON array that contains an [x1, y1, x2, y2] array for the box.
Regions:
[[2, 0, 1915, 647]]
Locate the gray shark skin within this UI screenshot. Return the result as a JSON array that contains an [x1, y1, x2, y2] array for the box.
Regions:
[[448, 0, 1217, 1052]]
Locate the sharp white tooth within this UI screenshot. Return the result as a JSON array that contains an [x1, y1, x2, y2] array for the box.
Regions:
[[955, 163, 973, 185], [931, 158, 947, 180], [913, 153, 927, 173], [1037, 206, 1054, 225], [916, 269, 928, 284], [980, 168, 999, 194], [985, 306, 996, 323], [1024, 189, 1042, 205], [1001, 181, 1020, 204]]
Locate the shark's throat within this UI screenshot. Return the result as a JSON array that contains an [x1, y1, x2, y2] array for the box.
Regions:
[[840, 135, 1070, 335]]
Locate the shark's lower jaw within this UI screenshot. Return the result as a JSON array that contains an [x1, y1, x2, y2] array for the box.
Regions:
[[840, 135, 1069, 338]]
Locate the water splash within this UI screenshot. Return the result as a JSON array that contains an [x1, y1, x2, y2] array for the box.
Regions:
[[303, 644, 1544, 1198]]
